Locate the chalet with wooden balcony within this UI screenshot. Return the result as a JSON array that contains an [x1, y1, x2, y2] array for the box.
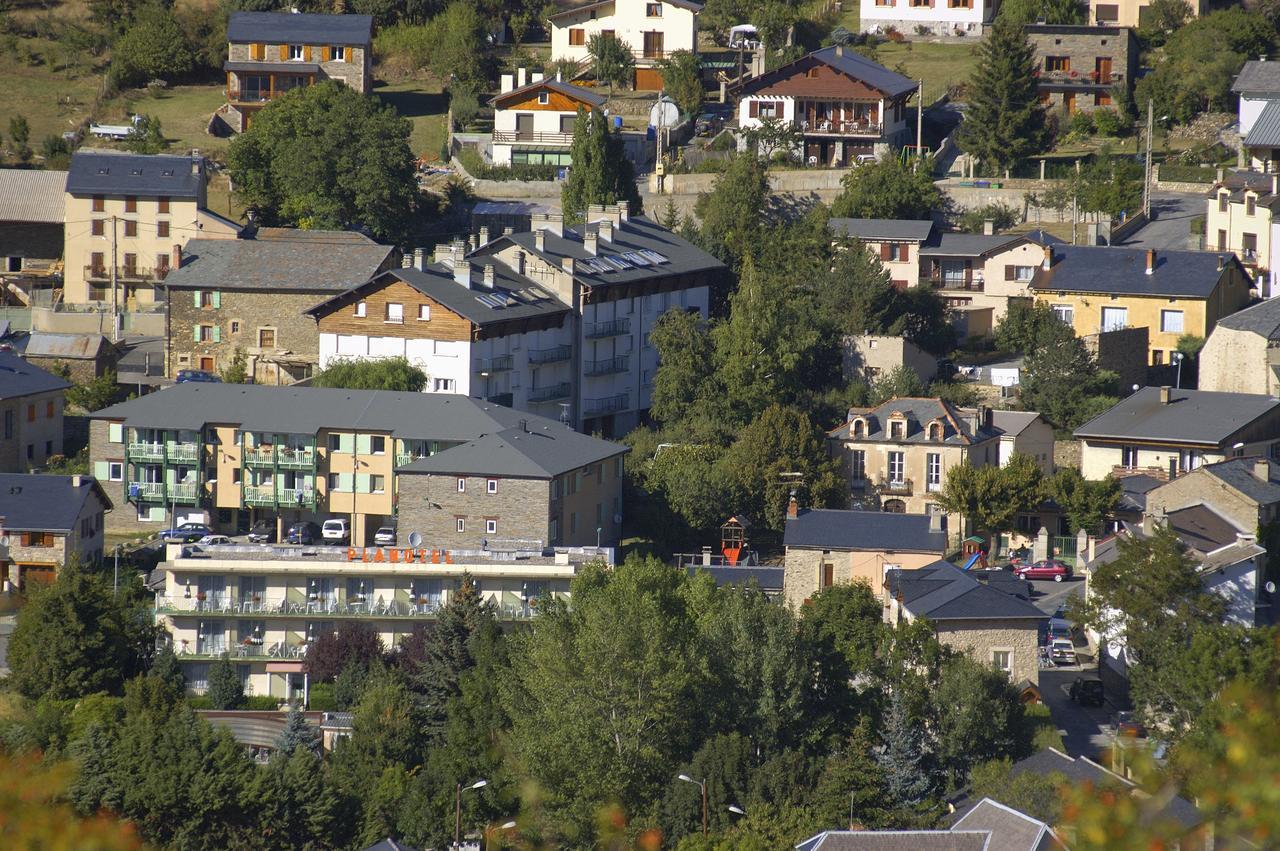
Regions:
[[490, 71, 607, 168], [1025, 23, 1137, 114], [549, 0, 702, 91], [735, 45, 917, 166], [219, 12, 373, 133]]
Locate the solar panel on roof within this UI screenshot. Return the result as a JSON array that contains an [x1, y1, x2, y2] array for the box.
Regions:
[[602, 256, 630, 271], [639, 249, 669, 264], [621, 252, 650, 266]]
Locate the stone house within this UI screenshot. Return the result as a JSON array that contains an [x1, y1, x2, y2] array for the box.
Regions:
[[841, 333, 938, 386], [885, 559, 1047, 685], [22, 332, 118, 383], [1199, 296, 1280, 396], [220, 12, 374, 133], [782, 503, 948, 609], [0, 168, 66, 300], [549, 0, 700, 91], [164, 228, 395, 383], [1025, 23, 1137, 115], [0, 473, 111, 588], [0, 351, 68, 471]]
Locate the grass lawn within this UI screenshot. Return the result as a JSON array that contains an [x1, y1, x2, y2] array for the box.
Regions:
[[0, 40, 103, 149], [102, 84, 231, 159], [877, 41, 980, 105], [375, 79, 450, 161]]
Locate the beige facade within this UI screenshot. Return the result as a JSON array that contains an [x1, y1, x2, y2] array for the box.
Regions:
[[933, 619, 1042, 685], [1088, 0, 1204, 28], [549, 0, 698, 88], [1206, 175, 1279, 288], [1199, 322, 1280, 397], [841, 334, 937, 385], [0, 387, 65, 472], [782, 546, 942, 610]]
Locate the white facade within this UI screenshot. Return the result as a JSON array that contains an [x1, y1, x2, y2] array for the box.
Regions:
[[736, 93, 911, 159], [1079, 440, 1277, 481], [549, 0, 697, 65], [859, 0, 991, 38], [491, 70, 585, 168]]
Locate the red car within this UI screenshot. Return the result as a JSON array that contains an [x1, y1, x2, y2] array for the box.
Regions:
[[1015, 559, 1073, 582]]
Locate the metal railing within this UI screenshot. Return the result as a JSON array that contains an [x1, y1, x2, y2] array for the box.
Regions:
[[128, 481, 166, 501], [157, 594, 549, 621], [585, 318, 630, 338], [877, 476, 913, 495], [1036, 69, 1123, 85], [170, 482, 200, 502], [127, 442, 165, 462], [584, 355, 629, 377], [84, 265, 168, 282], [167, 442, 199, 463], [930, 276, 985, 292], [529, 382, 572, 403], [243, 485, 277, 507], [477, 355, 514, 372], [584, 393, 628, 415], [528, 345, 572, 364], [797, 120, 883, 136], [493, 130, 574, 145]]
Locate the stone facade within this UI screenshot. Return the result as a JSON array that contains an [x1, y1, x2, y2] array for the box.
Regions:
[[4, 480, 108, 588], [0, 388, 65, 471], [841, 334, 937, 385], [782, 547, 943, 610], [1145, 459, 1280, 530], [935, 619, 1042, 685], [1082, 326, 1149, 395], [1025, 24, 1137, 115], [1200, 324, 1280, 396], [226, 41, 370, 93]]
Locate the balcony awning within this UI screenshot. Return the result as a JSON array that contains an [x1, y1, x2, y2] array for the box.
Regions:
[[224, 61, 321, 74]]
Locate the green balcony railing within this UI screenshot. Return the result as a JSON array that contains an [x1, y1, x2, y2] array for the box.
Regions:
[[276, 447, 315, 470], [169, 482, 200, 503], [128, 481, 166, 501], [243, 446, 276, 467], [277, 487, 317, 508], [243, 485, 277, 507]]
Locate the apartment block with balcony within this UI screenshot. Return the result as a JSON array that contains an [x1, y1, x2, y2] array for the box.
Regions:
[[0, 473, 111, 588], [1030, 244, 1252, 367], [155, 544, 607, 700], [736, 45, 916, 166], [1025, 23, 1137, 114], [63, 150, 241, 308], [490, 71, 607, 168], [549, 0, 701, 91], [219, 12, 373, 133], [164, 228, 395, 383], [1206, 171, 1280, 295], [859, 0, 994, 39]]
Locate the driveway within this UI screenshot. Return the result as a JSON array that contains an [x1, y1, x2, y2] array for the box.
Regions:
[[1039, 667, 1116, 758], [1116, 192, 1205, 251]]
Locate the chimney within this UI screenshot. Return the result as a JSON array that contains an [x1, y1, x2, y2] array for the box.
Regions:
[[835, 45, 844, 57], [928, 512, 943, 533], [413, 247, 425, 271], [597, 218, 614, 242], [478, 226, 490, 247], [786, 490, 799, 519], [983, 219, 995, 236], [500, 73, 514, 93], [561, 256, 575, 275], [401, 254, 412, 269], [72, 474, 83, 488], [1159, 385, 1172, 404], [1218, 255, 1226, 272], [520, 418, 529, 433], [432, 242, 452, 264], [1272, 174, 1278, 196], [586, 203, 607, 223], [981, 405, 993, 429], [1255, 458, 1271, 482], [1217, 167, 1225, 182], [531, 71, 544, 83], [191, 156, 200, 176], [1042, 244, 1053, 270], [516, 248, 526, 275], [502, 226, 513, 237], [1145, 249, 1156, 275], [517, 67, 527, 88], [616, 203, 630, 223], [171, 243, 182, 270], [535, 230, 545, 252], [481, 263, 496, 289], [453, 259, 472, 287], [450, 239, 466, 267], [468, 234, 477, 252], [584, 229, 598, 256]]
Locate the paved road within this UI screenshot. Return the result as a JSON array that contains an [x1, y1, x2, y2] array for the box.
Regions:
[[1116, 192, 1205, 251], [1039, 667, 1116, 759], [1026, 575, 1084, 616]]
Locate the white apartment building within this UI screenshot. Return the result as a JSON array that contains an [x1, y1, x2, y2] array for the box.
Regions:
[[859, 0, 994, 39], [490, 70, 606, 168], [548, 0, 701, 90]]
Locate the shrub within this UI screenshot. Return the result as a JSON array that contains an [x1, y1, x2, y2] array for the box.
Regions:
[[1067, 109, 1095, 138], [457, 147, 558, 181], [1091, 107, 1128, 137]]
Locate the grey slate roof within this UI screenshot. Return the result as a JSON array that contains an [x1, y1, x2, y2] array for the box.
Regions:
[[226, 12, 373, 45], [1197, 457, 1280, 504], [886, 560, 1047, 622], [164, 235, 393, 293], [1233, 60, 1280, 95], [828, 218, 935, 242], [1166, 503, 1241, 552], [919, 232, 1026, 257], [784, 509, 947, 553], [66, 150, 203, 198], [1031, 244, 1237, 298], [0, 351, 70, 399], [1073, 386, 1280, 446], [828, 398, 1001, 445], [686, 565, 785, 592], [781, 45, 918, 99], [0, 169, 67, 223], [549, 0, 702, 18], [990, 410, 1043, 437], [796, 831, 991, 851], [950, 798, 1059, 851], [0, 474, 110, 532], [397, 423, 627, 479], [1213, 295, 1280, 340], [1245, 100, 1280, 148], [306, 264, 569, 327], [491, 78, 606, 109]]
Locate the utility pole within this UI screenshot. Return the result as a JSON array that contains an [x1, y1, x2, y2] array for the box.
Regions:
[[1143, 98, 1154, 218], [110, 214, 119, 342], [915, 79, 924, 169]]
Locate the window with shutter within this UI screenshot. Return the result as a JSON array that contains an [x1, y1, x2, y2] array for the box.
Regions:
[[749, 101, 759, 118], [213, 291, 221, 308], [1005, 265, 1015, 280], [193, 290, 202, 308], [304, 45, 312, 61], [344, 46, 352, 62], [213, 326, 221, 342], [880, 243, 891, 261], [322, 46, 331, 61]]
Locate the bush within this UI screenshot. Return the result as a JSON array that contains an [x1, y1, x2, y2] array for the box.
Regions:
[[307, 682, 337, 712], [1091, 107, 1130, 137], [449, 86, 480, 130], [457, 147, 558, 181], [109, 7, 194, 88], [1067, 110, 1095, 138]]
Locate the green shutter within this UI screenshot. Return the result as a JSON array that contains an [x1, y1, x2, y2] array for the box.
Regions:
[[340, 434, 354, 454], [193, 327, 200, 342], [355, 434, 371, 455], [338, 472, 353, 491], [355, 473, 371, 493], [193, 290, 201, 308], [94, 461, 109, 480], [212, 326, 221, 343], [148, 506, 165, 522], [212, 291, 221, 309]]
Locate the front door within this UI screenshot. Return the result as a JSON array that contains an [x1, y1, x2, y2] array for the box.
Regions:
[[1064, 93, 1076, 114], [1095, 57, 1112, 82], [200, 357, 214, 371], [643, 31, 663, 59]]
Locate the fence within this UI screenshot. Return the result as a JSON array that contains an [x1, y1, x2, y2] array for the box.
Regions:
[[1155, 162, 1218, 185]]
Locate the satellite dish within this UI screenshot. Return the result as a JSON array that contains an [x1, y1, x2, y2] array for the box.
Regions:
[[0, 536, 8, 546], [408, 531, 422, 548], [1267, 581, 1276, 595]]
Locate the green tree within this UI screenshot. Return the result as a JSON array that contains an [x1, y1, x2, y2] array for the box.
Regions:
[[968, 758, 1066, 823], [418, 1, 489, 89], [330, 675, 424, 797], [997, 0, 1083, 24], [275, 703, 320, 756], [560, 107, 641, 224], [251, 746, 342, 850], [957, 20, 1050, 174], [8, 560, 155, 701], [123, 114, 168, 154], [994, 300, 1065, 354], [812, 720, 890, 829], [869, 365, 925, 404], [662, 733, 756, 842], [110, 6, 195, 88], [228, 81, 418, 242], [1043, 467, 1121, 535], [66, 369, 123, 412], [1138, 0, 1193, 47], [148, 646, 186, 696], [1020, 325, 1118, 431], [8, 114, 31, 162], [1079, 151, 1143, 218], [648, 308, 718, 427], [957, 202, 1019, 234], [830, 154, 943, 220], [931, 655, 1028, 789], [659, 50, 704, 118], [935, 454, 1045, 544], [588, 33, 635, 99], [220, 347, 249, 383], [311, 357, 427, 391], [692, 153, 770, 270], [876, 687, 940, 824], [207, 653, 245, 710]]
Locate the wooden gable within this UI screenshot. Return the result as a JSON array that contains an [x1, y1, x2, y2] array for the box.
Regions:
[[315, 279, 473, 342], [748, 56, 886, 99], [494, 84, 598, 113]]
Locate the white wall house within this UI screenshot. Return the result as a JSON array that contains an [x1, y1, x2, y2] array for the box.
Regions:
[[490, 71, 606, 167], [1233, 60, 1280, 172], [859, 0, 993, 38], [548, 0, 700, 90]]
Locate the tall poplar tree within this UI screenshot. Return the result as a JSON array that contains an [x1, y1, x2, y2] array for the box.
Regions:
[[957, 20, 1050, 174], [560, 108, 642, 225]]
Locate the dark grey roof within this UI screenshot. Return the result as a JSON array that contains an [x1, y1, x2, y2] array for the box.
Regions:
[[828, 398, 1000, 445], [1245, 100, 1280, 148], [1233, 60, 1280, 95], [483, 216, 727, 290], [397, 423, 627, 479], [1213, 296, 1280, 340], [796, 831, 991, 851], [225, 60, 321, 74], [1166, 504, 1240, 552], [66, 150, 203, 198], [164, 235, 393, 293], [1118, 473, 1162, 513], [784, 509, 947, 553], [307, 264, 569, 327], [549, 0, 702, 18], [759, 45, 918, 99], [23, 332, 111, 360], [951, 798, 1058, 851], [491, 78, 606, 109], [828, 218, 935, 242], [919, 232, 1026, 257], [886, 560, 1047, 621], [0, 351, 70, 399], [361, 841, 420, 851], [0, 474, 110, 532], [1073, 387, 1280, 447], [1197, 457, 1280, 504], [226, 12, 373, 45], [1032, 245, 1238, 298], [686, 565, 785, 592]]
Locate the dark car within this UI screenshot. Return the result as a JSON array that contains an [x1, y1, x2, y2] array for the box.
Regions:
[[694, 113, 722, 137], [1115, 710, 1147, 738], [1070, 677, 1105, 706], [160, 522, 212, 543], [175, 369, 222, 384], [247, 519, 277, 544], [285, 521, 321, 545], [1015, 559, 1073, 582]]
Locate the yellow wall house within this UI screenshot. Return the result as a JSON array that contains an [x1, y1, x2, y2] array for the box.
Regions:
[[1206, 171, 1279, 295], [1030, 244, 1252, 367], [63, 150, 241, 312]]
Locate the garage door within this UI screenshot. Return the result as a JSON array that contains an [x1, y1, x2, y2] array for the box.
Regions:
[[19, 564, 55, 588], [634, 67, 663, 91]]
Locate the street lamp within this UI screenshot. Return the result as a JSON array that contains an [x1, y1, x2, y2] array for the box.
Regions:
[[677, 774, 708, 836], [1171, 350, 1184, 389], [455, 778, 487, 847]]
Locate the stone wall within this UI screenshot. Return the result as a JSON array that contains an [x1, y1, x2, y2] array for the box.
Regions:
[[0, 389, 65, 471], [90, 417, 158, 536], [1053, 439, 1081, 469], [396, 473, 551, 550], [1145, 462, 1270, 530], [168, 290, 326, 382], [936, 619, 1043, 685], [1083, 325, 1149, 393], [1199, 325, 1276, 395]]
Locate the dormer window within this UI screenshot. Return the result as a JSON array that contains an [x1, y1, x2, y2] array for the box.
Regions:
[[1247, 194, 1257, 216], [289, 44, 304, 60], [851, 417, 868, 438], [928, 420, 944, 441], [889, 415, 907, 440]]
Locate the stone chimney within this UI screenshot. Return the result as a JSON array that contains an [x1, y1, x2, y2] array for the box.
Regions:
[[534, 230, 545, 252], [450, 240, 466, 267], [401, 254, 412, 269], [1255, 458, 1271, 482], [1042, 244, 1053, 270], [1146, 249, 1156, 275], [561, 256, 575, 275], [586, 204, 607, 223], [835, 45, 844, 57], [597, 218, 614, 242], [478, 226, 490, 247], [983, 219, 995, 236], [500, 73, 514, 93], [1272, 174, 1279, 196], [517, 67, 527, 88], [502, 226, 513, 237], [453, 259, 471, 287], [481, 263, 495, 290], [531, 212, 563, 237], [413, 247, 425, 271], [72, 474, 83, 488], [786, 490, 799, 519], [584, 229, 598, 256], [1159, 385, 1172, 404], [468, 234, 477, 252], [191, 156, 201, 176], [171, 244, 182, 270]]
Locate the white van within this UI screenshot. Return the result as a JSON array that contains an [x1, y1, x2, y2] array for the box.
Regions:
[[322, 518, 350, 544]]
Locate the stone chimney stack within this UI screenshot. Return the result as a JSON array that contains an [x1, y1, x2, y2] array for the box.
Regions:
[[500, 73, 513, 93], [401, 254, 412, 269], [1159, 385, 1172, 404], [481, 263, 496, 289], [560, 256, 575, 275], [453, 259, 472, 287], [597, 218, 614, 242], [413, 247, 425, 271], [1255, 458, 1271, 482], [72, 474, 83, 488], [786, 490, 799, 519], [983, 219, 995, 236], [535, 230, 545, 252], [171, 244, 182, 270], [584, 229, 598, 256], [502, 226, 513, 237], [1146, 249, 1156, 275], [478, 226, 490, 247]]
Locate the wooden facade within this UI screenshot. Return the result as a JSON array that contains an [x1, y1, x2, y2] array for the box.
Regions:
[[492, 88, 595, 113], [752, 58, 886, 99], [315, 280, 473, 343]]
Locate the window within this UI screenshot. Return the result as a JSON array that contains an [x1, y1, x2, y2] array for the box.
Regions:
[[123, 220, 137, 237], [385, 302, 404, 324], [288, 44, 303, 60], [197, 325, 215, 342], [157, 221, 169, 238], [1100, 306, 1128, 332], [370, 436, 385, 454], [1160, 310, 1184, 333], [991, 649, 1012, 674], [1153, 349, 1164, 366], [156, 252, 170, 273], [45, 401, 54, 418], [457, 477, 466, 492], [92, 195, 105, 212], [1045, 56, 1070, 72], [889, 419, 906, 439], [888, 451, 905, 484], [569, 28, 585, 45], [1218, 193, 1229, 213], [258, 328, 276, 348], [108, 422, 122, 443], [538, 91, 550, 105], [487, 478, 498, 493], [200, 290, 214, 308], [123, 252, 136, 274], [646, 2, 662, 14], [1051, 304, 1074, 325], [1121, 446, 1139, 468], [455, 517, 466, 533], [1095, 3, 1119, 20], [90, 252, 105, 275], [417, 304, 430, 320], [158, 196, 170, 213], [230, 320, 240, 334], [758, 101, 780, 119], [486, 519, 497, 534], [1243, 232, 1259, 260], [92, 219, 104, 236], [125, 196, 137, 213], [330, 45, 345, 61], [1247, 195, 1257, 216], [1013, 265, 1035, 282], [909, 0, 929, 6], [232, 467, 241, 484], [26, 404, 34, 423], [353, 300, 366, 317], [108, 461, 123, 481], [433, 378, 455, 392], [927, 453, 942, 491], [370, 474, 385, 493], [949, 0, 971, 7], [850, 449, 866, 481]]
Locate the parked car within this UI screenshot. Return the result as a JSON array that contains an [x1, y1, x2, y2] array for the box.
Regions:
[[1114, 710, 1147, 738], [247, 519, 277, 544], [694, 113, 722, 137], [160, 522, 212, 543], [196, 534, 232, 546], [1070, 677, 1105, 706], [373, 526, 396, 546], [285, 521, 321, 545], [1015, 559, 1073, 582], [175, 369, 222, 384], [1050, 638, 1077, 665], [322, 518, 350, 544], [1048, 617, 1073, 642]]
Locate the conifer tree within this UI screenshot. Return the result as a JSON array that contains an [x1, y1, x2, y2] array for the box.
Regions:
[[276, 703, 320, 757], [560, 108, 642, 224], [207, 653, 245, 710], [957, 20, 1050, 174], [876, 688, 939, 820]]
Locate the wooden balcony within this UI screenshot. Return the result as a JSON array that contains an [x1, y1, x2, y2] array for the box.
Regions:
[[798, 120, 883, 137], [85, 265, 169, 282]]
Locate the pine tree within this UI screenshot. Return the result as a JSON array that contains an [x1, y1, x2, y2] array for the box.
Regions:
[[149, 645, 187, 699], [876, 688, 938, 820], [957, 19, 1050, 174], [276, 703, 320, 757], [207, 653, 245, 710], [560, 108, 641, 224]]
